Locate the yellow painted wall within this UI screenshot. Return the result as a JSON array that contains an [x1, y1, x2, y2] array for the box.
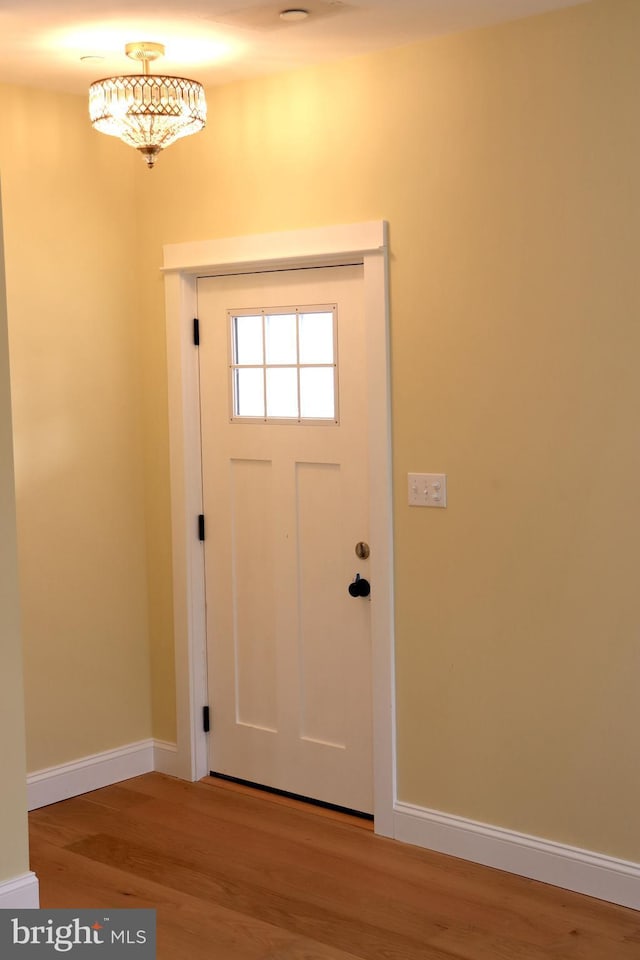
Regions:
[[0, 183, 30, 882], [136, 237, 176, 744], [138, 0, 640, 861], [1, 0, 638, 871], [0, 86, 153, 770]]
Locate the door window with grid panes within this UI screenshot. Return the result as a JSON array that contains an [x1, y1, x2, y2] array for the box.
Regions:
[[229, 306, 338, 423]]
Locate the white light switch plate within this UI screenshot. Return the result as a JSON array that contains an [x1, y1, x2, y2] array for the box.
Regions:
[[408, 473, 447, 507]]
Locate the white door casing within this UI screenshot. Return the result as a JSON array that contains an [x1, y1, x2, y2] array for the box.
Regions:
[[162, 221, 396, 835], [199, 266, 373, 812]]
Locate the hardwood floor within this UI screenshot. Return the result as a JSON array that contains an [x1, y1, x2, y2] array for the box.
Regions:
[[29, 774, 639, 959]]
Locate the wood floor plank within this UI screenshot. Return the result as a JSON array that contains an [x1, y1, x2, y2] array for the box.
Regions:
[[28, 774, 640, 960], [28, 814, 90, 850], [201, 776, 375, 830], [63, 833, 450, 960], [29, 837, 368, 960], [89, 779, 637, 949], [32, 794, 548, 950], [81, 783, 156, 813], [121, 776, 633, 938]]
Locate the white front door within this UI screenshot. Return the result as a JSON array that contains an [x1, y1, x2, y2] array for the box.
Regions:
[[197, 265, 373, 813]]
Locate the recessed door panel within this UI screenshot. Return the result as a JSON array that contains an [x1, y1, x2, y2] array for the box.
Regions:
[[230, 458, 277, 732]]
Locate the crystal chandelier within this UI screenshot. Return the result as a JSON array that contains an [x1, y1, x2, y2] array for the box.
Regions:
[[89, 42, 207, 169]]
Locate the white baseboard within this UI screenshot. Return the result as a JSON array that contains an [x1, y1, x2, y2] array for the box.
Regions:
[[394, 801, 640, 912], [24, 739, 640, 911], [27, 739, 180, 810], [27, 740, 160, 811], [0, 872, 40, 908], [153, 739, 179, 777]]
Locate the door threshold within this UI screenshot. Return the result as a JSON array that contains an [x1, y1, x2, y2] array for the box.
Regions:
[[203, 771, 374, 829]]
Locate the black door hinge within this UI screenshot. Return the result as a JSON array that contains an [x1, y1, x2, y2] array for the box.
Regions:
[[203, 706, 210, 733], [198, 514, 205, 541], [193, 317, 200, 346]]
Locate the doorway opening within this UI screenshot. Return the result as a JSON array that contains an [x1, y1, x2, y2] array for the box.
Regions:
[[162, 221, 396, 836]]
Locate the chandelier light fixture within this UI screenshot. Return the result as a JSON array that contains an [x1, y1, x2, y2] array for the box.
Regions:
[[89, 42, 207, 169]]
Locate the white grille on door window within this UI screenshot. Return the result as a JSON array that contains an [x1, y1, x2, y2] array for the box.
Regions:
[[229, 305, 338, 423]]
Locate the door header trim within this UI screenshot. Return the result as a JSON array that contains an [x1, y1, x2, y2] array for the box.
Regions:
[[162, 221, 386, 275]]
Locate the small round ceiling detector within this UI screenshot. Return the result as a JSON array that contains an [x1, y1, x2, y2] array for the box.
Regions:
[[280, 8, 310, 21]]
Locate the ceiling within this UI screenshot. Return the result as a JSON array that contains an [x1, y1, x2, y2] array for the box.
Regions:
[[0, 0, 590, 94]]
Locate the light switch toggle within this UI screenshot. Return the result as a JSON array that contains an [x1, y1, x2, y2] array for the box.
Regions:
[[408, 473, 447, 508]]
